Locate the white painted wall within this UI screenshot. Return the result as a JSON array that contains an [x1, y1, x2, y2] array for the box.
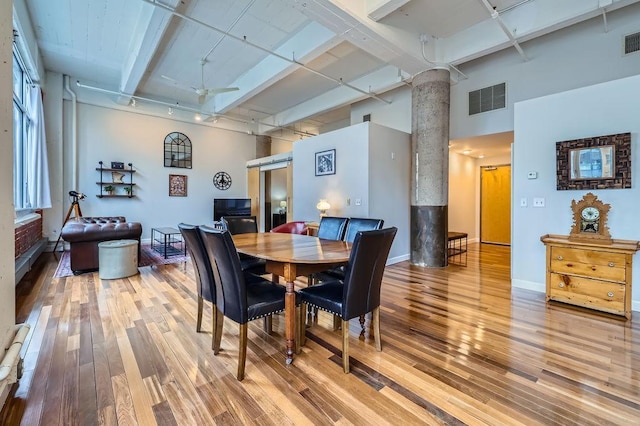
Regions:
[[448, 152, 477, 240], [61, 103, 257, 240], [369, 123, 411, 262], [349, 4, 640, 142], [293, 122, 410, 262], [450, 2, 640, 140], [512, 74, 640, 312], [43, 72, 64, 243]]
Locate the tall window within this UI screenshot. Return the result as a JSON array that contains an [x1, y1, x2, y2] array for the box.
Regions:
[[13, 47, 32, 210]]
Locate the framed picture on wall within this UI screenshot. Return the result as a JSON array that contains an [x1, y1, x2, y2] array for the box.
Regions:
[[169, 174, 187, 197], [315, 149, 336, 176]]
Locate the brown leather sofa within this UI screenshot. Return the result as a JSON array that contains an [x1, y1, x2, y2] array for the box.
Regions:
[[60, 217, 142, 274]]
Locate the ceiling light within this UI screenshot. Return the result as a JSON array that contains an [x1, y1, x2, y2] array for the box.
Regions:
[[478, 154, 485, 159], [168, 107, 173, 115], [462, 149, 471, 154], [130, 99, 136, 107], [194, 113, 202, 121]]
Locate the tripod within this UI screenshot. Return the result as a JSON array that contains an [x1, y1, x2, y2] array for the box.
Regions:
[[53, 196, 83, 253]]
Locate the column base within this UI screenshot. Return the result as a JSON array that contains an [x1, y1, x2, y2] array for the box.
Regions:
[[410, 205, 448, 268]]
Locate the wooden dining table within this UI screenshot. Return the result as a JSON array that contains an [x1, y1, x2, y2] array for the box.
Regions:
[[232, 232, 351, 364]]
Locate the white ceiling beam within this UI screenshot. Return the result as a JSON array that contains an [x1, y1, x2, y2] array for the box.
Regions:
[[440, 0, 640, 65], [212, 22, 341, 113], [366, 0, 412, 21], [117, 0, 181, 105], [258, 64, 407, 133], [292, 0, 429, 74]]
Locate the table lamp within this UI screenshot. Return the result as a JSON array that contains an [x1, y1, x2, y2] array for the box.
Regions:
[[316, 199, 331, 218], [279, 200, 287, 214]]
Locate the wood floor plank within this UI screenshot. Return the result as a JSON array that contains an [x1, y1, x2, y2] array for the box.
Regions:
[[4, 245, 640, 425]]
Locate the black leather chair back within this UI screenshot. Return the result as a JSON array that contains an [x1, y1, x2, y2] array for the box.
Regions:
[[343, 218, 384, 243], [199, 227, 249, 324], [342, 227, 397, 320], [178, 223, 215, 303], [222, 216, 258, 235], [317, 216, 349, 240]]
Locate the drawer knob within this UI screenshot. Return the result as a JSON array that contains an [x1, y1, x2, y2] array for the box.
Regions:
[[558, 282, 565, 288], [608, 262, 615, 267], [607, 291, 614, 298], [557, 256, 563, 261]]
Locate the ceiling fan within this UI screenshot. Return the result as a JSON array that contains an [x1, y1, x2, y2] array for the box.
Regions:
[[162, 59, 239, 104]]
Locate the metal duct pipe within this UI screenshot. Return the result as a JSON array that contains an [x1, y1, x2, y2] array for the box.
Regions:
[[64, 75, 78, 191], [478, 0, 528, 61]]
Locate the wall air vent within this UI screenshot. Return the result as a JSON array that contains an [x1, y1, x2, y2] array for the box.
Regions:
[[469, 82, 506, 115], [624, 31, 640, 55]]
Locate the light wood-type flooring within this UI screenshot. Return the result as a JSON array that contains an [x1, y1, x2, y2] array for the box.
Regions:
[[2, 243, 640, 425]]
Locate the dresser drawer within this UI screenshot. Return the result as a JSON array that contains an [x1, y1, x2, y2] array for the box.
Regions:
[[548, 273, 625, 315], [550, 247, 626, 282]]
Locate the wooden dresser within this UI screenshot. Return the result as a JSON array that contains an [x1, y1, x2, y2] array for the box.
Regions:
[[541, 234, 640, 319]]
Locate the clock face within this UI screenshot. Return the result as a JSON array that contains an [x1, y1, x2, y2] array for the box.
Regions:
[[213, 171, 232, 190], [581, 206, 600, 221]]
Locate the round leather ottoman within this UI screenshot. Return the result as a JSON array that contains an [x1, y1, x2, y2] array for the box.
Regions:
[[98, 239, 139, 279]]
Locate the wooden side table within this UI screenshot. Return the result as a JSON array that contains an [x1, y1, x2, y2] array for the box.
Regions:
[[541, 234, 640, 319]]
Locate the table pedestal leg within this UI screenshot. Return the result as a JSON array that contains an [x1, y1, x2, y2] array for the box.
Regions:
[[285, 279, 295, 364]]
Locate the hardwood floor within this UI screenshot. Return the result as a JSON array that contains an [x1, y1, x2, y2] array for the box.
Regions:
[[3, 243, 640, 425]]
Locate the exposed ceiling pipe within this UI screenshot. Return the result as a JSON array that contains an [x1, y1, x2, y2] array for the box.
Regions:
[[478, 0, 529, 61], [495, 0, 534, 14], [602, 8, 609, 32], [75, 80, 317, 136], [140, 0, 391, 105], [64, 76, 78, 192], [202, 0, 255, 62], [420, 40, 468, 81]]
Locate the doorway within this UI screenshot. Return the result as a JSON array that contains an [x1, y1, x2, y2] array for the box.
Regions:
[[480, 164, 511, 245], [247, 161, 292, 232]]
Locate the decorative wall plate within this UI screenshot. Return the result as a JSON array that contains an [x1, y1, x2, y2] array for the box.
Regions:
[[213, 171, 232, 190]]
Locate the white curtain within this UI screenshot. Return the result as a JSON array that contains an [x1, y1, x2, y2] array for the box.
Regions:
[[25, 84, 52, 209]]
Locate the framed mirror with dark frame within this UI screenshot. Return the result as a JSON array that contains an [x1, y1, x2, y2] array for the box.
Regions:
[[556, 132, 631, 190]]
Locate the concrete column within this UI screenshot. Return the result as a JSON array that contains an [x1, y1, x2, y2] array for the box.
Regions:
[[411, 68, 450, 267]]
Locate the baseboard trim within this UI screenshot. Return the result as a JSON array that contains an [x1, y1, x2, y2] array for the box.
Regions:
[[388, 254, 409, 265], [511, 279, 544, 293]]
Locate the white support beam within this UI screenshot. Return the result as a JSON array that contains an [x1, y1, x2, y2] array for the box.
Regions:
[[258, 64, 407, 132], [117, 0, 181, 105], [213, 21, 341, 113], [292, 0, 428, 74], [366, 0, 411, 21]]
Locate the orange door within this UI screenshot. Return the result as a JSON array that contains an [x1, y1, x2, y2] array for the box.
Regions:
[[480, 165, 511, 245]]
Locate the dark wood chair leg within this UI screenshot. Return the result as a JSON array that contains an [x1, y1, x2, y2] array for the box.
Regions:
[[333, 315, 340, 331], [263, 315, 272, 334], [212, 306, 224, 353], [372, 307, 381, 351], [299, 303, 307, 346], [196, 296, 204, 332], [359, 314, 366, 331], [238, 323, 248, 381], [342, 319, 349, 373]]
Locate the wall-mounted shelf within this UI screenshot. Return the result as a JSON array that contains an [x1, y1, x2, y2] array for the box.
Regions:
[[97, 161, 137, 198]]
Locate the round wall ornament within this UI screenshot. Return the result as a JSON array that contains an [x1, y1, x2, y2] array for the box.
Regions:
[[213, 171, 232, 190]]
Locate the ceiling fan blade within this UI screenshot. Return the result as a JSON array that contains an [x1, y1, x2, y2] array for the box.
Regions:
[[160, 74, 179, 83], [206, 87, 240, 95]]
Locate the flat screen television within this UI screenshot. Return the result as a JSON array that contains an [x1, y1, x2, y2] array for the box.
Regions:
[[213, 198, 251, 221]]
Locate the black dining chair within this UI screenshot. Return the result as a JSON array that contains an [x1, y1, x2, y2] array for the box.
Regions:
[[220, 215, 267, 276], [316, 216, 349, 240], [199, 226, 290, 381], [178, 223, 217, 347], [298, 227, 397, 373]]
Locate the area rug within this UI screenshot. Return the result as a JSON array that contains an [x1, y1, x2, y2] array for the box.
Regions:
[[53, 244, 190, 278]]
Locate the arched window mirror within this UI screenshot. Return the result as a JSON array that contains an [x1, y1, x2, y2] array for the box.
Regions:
[[164, 132, 192, 168]]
